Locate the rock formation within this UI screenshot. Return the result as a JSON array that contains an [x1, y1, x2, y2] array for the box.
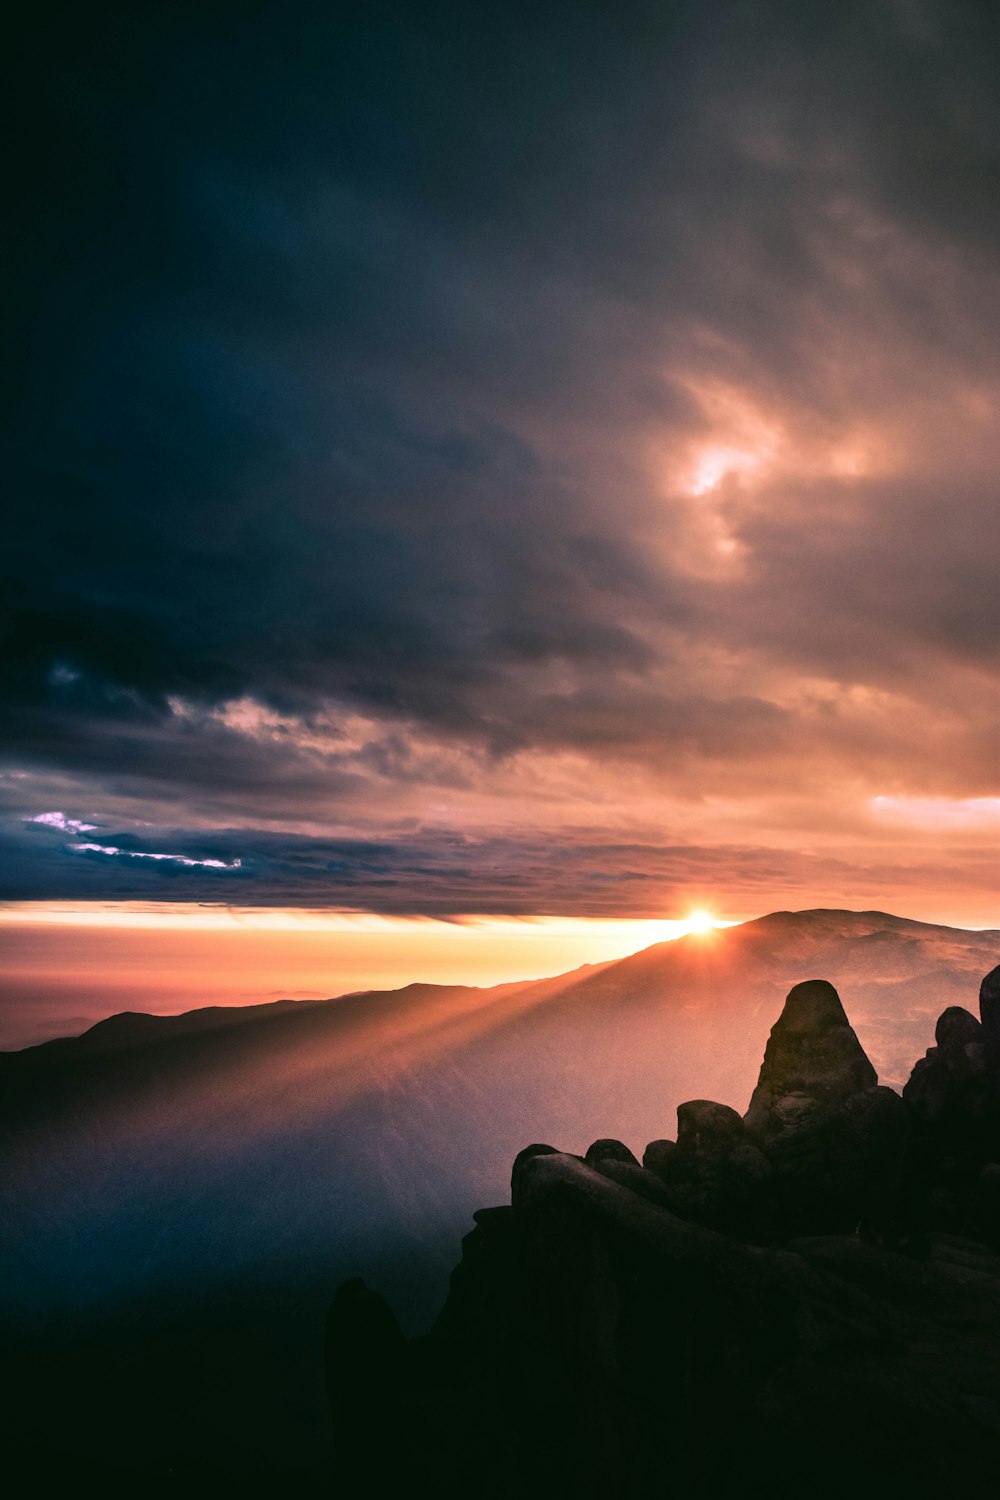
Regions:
[[981, 962, 1000, 1072], [903, 966, 1000, 1238], [327, 970, 1000, 1495], [644, 1099, 771, 1233]]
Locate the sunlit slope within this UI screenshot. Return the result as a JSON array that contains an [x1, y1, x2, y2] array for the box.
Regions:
[[1, 909, 996, 1470]]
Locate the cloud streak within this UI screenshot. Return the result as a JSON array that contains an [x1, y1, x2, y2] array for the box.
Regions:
[[5, 808, 996, 930]]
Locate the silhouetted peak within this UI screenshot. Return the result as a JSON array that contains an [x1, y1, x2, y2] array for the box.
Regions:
[[75, 1011, 166, 1053], [744, 979, 878, 1143], [738, 907, 979, 946], [774, 978, 850, 1032], [86, 1010, 157, 1035]]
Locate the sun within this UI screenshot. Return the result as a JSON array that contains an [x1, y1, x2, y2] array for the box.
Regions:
[[685, 909, 717, 935]]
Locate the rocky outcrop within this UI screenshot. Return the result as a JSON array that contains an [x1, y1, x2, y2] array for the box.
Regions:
[[743, 978, 875, 1122], [901, 971, 1000, 1236], [744, 977, 877, 1133], [581, 1136, 678, 1208], [643, 1099, 772, 1234], [981, 963, 1000, 1070], [738, 978, 910, 1235], [904, 1008, 985, 1125], [327, 967, 1000, 1495]]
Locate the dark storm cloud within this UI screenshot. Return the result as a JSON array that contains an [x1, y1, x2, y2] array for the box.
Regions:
[[3, 0, 999, 903], [729, 473, 1000, 677], [7, 0, 681, 727]]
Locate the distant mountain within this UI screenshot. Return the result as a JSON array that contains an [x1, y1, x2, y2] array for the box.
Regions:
[[2, 908, 997, 1481]]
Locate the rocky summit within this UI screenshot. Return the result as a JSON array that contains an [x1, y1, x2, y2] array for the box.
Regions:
[[329, 966, 1000, 1497]]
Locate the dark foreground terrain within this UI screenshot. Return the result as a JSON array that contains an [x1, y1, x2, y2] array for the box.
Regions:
[[330, 964, 1000, 1497], [2, 910, 998, 1490]]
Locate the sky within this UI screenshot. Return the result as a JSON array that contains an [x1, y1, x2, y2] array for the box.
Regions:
[[3, 0, 999, 1037]]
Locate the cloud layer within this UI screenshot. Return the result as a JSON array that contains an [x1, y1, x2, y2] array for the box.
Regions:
[[3, 0, 998, 918]]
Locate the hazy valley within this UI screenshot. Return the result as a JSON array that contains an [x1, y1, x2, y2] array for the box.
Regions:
[[2, 908, 998, 1479]]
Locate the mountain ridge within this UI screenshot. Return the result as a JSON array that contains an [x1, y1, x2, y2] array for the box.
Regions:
[[2, 907, 998, 1477], [4, 907, 995, 1066]]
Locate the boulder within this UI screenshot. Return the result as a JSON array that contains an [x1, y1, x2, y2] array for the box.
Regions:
[[936, 1006, 983, 1052], [584, 1138, 639, 1168], [511, 1142, 561, 1209], [646, 1099, 772, 1235], [587, 1156, 678, 1209], [642, 1138, 677, 1179], [678, 1098, 746, 1143]]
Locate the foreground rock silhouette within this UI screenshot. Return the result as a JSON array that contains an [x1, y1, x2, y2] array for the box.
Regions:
[[328, 968, 1000, 1496]]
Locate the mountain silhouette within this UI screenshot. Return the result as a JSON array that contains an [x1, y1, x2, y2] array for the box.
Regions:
[[2, 908, 997, 1482]]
